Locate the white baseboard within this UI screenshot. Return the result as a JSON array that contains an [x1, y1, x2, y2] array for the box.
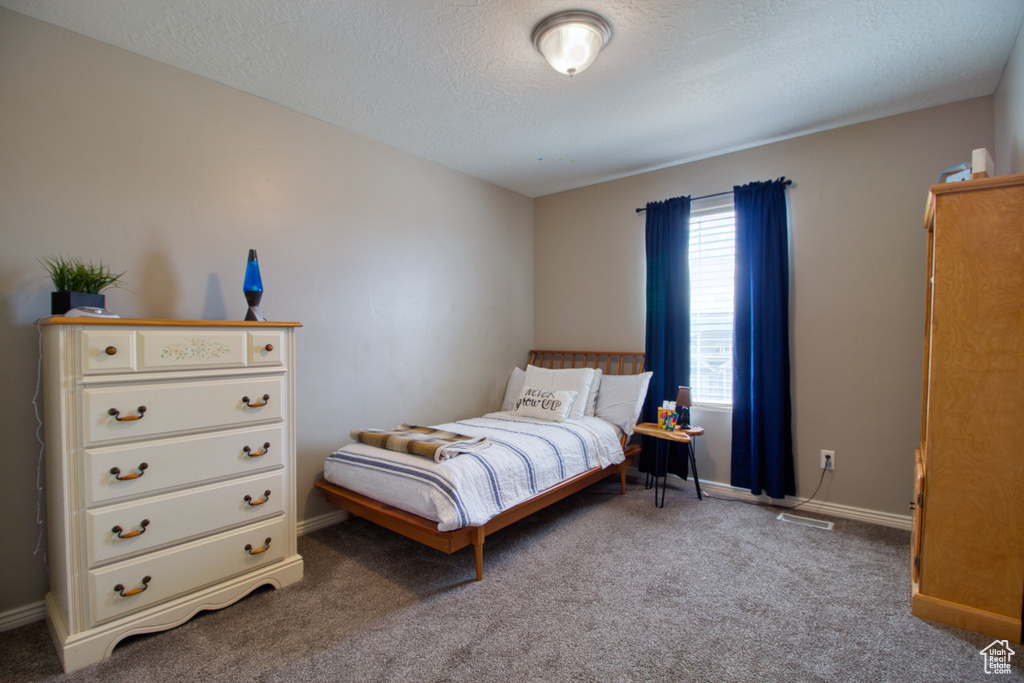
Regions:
[[296, 509, 349, 536], [1, 600, 45, 632], [625, 464, 911, 530], [297, 478, 912, 532], [693, 479, 912, 530], [294, 481, 913, 533]]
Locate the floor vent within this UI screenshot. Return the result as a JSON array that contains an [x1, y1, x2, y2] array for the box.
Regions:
[[776, 512, 834, 530]]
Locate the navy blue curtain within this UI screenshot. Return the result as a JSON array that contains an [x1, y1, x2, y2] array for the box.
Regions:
[[640, 195, 691, 477], [730, 178, 794, 498]]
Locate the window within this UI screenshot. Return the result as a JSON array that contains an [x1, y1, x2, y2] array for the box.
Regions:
[[689, 194, 735, 405]]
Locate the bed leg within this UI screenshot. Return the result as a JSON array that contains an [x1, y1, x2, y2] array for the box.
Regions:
[[473, 527, 484, 581], [619, 465, 627, 495]]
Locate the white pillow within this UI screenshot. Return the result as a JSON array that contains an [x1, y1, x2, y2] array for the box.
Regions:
[[585, 369, 602, 417], [501, 367, 526, 411], [511, 387, 578, 422], [595, 372, 653, 436], [524, 365, 595, 421]]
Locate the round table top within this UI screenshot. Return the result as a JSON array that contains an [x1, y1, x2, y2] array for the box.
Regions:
[[632, 422, 703, 442]]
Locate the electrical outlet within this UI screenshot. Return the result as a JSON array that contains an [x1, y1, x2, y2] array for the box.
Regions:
[[820, 450, 835, 470]]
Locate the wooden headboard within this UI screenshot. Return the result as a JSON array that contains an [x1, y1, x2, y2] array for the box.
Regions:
[[528, 350, 645, 376]]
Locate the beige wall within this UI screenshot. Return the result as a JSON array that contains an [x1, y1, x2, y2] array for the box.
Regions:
[[535, 97, 995, 517], [0, 9, 533, 617], [996, 11, 1024, 174], [4, 3, 1020, 625]]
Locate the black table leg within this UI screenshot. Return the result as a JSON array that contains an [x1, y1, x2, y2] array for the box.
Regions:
[[651, 440, 667, 507], [687, 441, 703, 500]]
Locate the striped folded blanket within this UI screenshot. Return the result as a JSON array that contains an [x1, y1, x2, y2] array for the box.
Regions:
[[349, 424, 490, 462]]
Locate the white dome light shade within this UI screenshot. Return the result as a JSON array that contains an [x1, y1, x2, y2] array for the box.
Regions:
[[532, 11, 612, 76]]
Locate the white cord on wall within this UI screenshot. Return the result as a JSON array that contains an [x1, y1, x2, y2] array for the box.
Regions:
[[32, 321, 48, 568]]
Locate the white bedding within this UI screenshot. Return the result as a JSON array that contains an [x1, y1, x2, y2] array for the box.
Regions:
[[323, 412, 625, 531]]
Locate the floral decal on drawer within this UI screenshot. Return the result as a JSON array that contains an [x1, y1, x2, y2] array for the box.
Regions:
[[160, 337, 231, 360]]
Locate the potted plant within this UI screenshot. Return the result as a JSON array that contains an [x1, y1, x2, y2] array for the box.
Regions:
[[40, 255, 127, 315]]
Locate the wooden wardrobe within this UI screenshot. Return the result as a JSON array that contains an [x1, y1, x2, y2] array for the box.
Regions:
[[912, 173, 1024, 642]]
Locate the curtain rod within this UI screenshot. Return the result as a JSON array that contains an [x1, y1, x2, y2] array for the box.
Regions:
[[635, 178, 792, 213]]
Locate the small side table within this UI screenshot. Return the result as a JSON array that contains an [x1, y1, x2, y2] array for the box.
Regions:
[[633, 423, 705, 506]]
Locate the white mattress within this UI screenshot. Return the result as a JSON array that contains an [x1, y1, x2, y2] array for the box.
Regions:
[[323, 412, 625, 531]]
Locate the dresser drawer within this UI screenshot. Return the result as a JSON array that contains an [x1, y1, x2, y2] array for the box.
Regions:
[[81, 330, 136, 375], [83, 426, 284, 506], [80, 328, 288, 375], [249, 331, 284, 367], [83, 376, 283, 445], [138, 330, 248, 371], [87, 517, 286, 627], [86, 471, 284, 566]]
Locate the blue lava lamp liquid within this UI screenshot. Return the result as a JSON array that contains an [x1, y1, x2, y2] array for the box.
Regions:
[[244, 249, 264, 321]]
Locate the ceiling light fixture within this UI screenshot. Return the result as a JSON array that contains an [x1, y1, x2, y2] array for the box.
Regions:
[[532, 10, 612, 77]]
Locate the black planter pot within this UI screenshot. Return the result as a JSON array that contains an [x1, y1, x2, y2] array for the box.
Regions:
[[52, 292, 105, 315]]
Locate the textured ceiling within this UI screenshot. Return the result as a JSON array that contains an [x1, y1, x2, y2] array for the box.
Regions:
[[3, 0, 1023, 197]]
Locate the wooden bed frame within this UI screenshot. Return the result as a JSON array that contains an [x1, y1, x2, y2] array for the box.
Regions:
[[314, 349, 645, 581]]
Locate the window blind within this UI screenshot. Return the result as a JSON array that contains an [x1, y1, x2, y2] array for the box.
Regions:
[[689, 194, 735, 405]]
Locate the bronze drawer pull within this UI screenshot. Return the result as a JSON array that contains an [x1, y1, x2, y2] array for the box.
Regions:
[[242, 394, 270, 408], [245, 538, 272, 555], [112, 519, 150, 539], [243, 442, 271, 458], [243, 490, 271, 506], [109, 406, 146, 421], [264, 343, 274, 352], [114, 576, 151, 597], [110, 462, 148, 480], [105, 346, 118, 356]]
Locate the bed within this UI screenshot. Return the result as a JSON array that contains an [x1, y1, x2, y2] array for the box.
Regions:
[[315, 350, 650, 580]]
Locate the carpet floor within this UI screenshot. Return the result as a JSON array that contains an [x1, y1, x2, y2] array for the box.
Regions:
[[2, 476, 1021, 682]]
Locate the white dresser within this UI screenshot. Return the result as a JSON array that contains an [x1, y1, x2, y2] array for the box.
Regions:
[[41, 318, 304, 672]]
